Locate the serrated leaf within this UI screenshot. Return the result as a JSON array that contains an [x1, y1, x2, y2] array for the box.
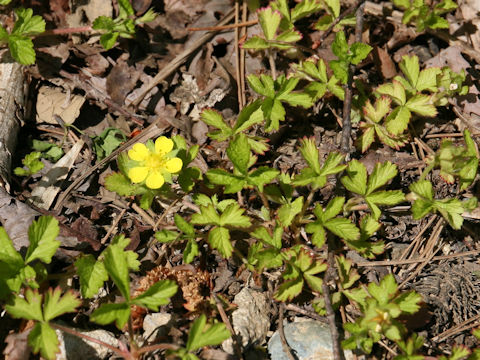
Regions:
[[275, 277, 304, 301], [132, 280, 177, 311], [186, 314, 231, 351], [395, 291, 422, 314], [43, 288, 80, 322], [8, 35, 35, 65], [201, 109, 232, 138], [227, 134, 250, 174], [329, 60, 349, 84], [209, 227, 233, 258], [118, 0, 134, 18], [358, 126, 375, 153], [103, 243, 131, 301], [258, 7, 281, 40], [366, 190, 405, 205], [90, 302, 131, 329], [325, 0, 340, 16], [367, 161, 398, 194], [368, 273, 397, 305], [219, 204, 251, 228], [155, 229, 179, 243], [191, 204, 221, 226], [25, 216, 60, 265], [105, 172, 136, 196], [377, 80, 406, 105], [276, 29, 302, 43], [350, 42, 372, 65], [242, 36, 271, 50], [332, 31, 348, 60], [325, 218, 360, 241], [399, 55, 420, 89], [5, 288, 43, 321], [28, 322, 59, 360], [277, 196, 303, 227], [341, 160, 367, 195], [363, 97, 391, 123], [206, 169, 245, 193], [322, 196, 345, 220], [320, 152, 346, 176], [75, 255, 109, 298], [12, 8, 45, 36], [184, 239, 199, 264], [248, 167, 279, 190], [0, 226, 23, 269], [409, 180, 434, 200], [174, 214, 195, 236], [299, 137, 321, 174], [385, 106, 411, 135], [233, 100, 264, 133], [406, 94, 437, 117]]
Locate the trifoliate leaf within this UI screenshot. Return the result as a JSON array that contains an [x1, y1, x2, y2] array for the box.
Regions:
[[75, 255, 109, 299], [25, 216, 60, 265], [12, 8, 45, 36], [132, 280, 178, 311], [208, 227, 233, 258], [186, 314, 231, 351], [90, 302, 131, 329], [363, 97, 391, 123]]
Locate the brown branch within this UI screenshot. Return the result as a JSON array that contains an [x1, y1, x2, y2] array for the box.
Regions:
[[278, 303, 296, 360]]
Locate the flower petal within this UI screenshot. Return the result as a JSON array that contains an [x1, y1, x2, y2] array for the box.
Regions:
[[128, 167, 149, 183], [155, 136, 174, 155], [145, 170, 165, 189], [165, 157, 183, 173], [128, 143, 149, 161]]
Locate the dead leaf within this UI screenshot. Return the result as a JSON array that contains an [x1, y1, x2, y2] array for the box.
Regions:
[[36, 86, 85, 125], [4, 331, 30, 360], [106, 59, 142, 105], [373, 46, 397, 79]]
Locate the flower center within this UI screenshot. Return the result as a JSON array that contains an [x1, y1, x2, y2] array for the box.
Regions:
[[145, 153, 166, 169]]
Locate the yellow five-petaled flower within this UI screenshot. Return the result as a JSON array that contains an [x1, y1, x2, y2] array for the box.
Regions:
[[127, 136, 183, 189]]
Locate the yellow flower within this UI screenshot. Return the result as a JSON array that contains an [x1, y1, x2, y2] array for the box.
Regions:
[[127, 136, 183, 189]]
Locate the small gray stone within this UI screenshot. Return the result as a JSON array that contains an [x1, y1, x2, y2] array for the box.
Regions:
[[222, 288, 270, 354], [268, 320, 353, 360], [56, 328, 119, 360], [143, 312, 173, 340]]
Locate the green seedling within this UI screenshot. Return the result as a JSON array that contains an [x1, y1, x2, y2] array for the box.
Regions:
[[92, 0, 156, 50], [329, 31, 372, 85], [342, 274, 422, 353], [342, 160, 405, 219], [32, 140, 64, 162], [247, 74, 313, 132], [190, 194, 252, 258], [407, 180, 477, 229], [275, 245, 327, 301], [0, 216, 60, 297], [92, 127, 126, 160], [421, 129, 478, 190], [206, 133, 279, 193], [6, 288, 81, 359], [14, 151, 45, 177], [0, 7, 45, 64], [166, 314, 231, 360], [393, 0, 457, 32], [292, 58, 345, 101]]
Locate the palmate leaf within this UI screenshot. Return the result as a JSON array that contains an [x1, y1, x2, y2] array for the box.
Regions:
[[363, 97, 391, 123], [42, 288, 81, 322], [28, 323, 59, 360], [258, 7, 281, 41]]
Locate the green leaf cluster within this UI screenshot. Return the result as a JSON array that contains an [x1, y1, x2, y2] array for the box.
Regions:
[[342, 274, 422, 354], [393, 0, 457, 31], [0, 216, 60, 298], [342, 160, 405, 219], [407, 180, 477, 229], [275, 246, 327, 301], [330, 31, 372, 84], [247, 74, 313, 132], [14, 151, 45, 177], [0, 7, 45, 64], [167, 314, 231, 360], [87, 236, 177, 328], [6, 288, 81, 360]]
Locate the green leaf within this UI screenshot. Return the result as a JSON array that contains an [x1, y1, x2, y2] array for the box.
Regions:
[[405, 94, 437, 117], [248, 167, 279, 190], [93, 128, 126, 160], [363, 97, 391, 123], [258, 7, 281, 40], [191, 204, 221, 226], [242, 36, 270, 50], [75, 255, 109, 298], [395, 291, 422, 314], [99, 32, 119, 50], [368, 273, 397, 305], [299, 137, 321, 174], [277, 196, 303, 228], [385, 106, 411, 135], [209, 227, 233, 258], [325, 0, 340, 16], [25, 216, 60, 265], [90, 302, 131, 329], [28, 322, 59, 360], [350, 42, 372, 65], [118, 0, 134, 18], [174, 214, 195, 236], [329, 60, 349, 84], [43, 288, 81, 322], [201, 109, 232, 139], [332, 31, 349, 60], [103, 243, 131, 301], [227, 134, 250, 174], [275, 277, 304, 301], [322, 196, 345, 220], [219, 204, 251, 228], [206, 169, 245, 194], [154, 229, 179, 243], [8, 35, 36, 65], [325, 218, 360, 241], [186, 314, 231, 351], [366, 161, 398, 194], [376, 80, 406, 105], [184, 239, 199, 264], [105, 172, 136, 196], [92, 16, 115, 31], [12, 8, 45, 36], [399, 55, 420, 89], [5, 288, 43, 321], [341, 160, 367, 195], [233, 101, 264, 133], [409, 179, 434, 200], [0, 227, 23, 269], [132, 280, 178, 311]]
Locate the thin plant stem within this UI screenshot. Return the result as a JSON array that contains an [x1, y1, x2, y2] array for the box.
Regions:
[[268, 49, 277, 80]]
